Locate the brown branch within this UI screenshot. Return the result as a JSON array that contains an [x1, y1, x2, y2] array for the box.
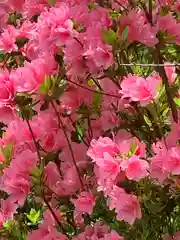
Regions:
[[66, 78, 120, 99], [152, 48, 178, 123], [149, 0, 153, 25], [50, 101, 85, 190], [43, 197, 68, 237], [23, 117, 42, 165]]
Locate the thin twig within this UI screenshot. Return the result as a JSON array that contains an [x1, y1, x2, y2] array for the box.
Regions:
[[153, 100, 168, 150], [67, 78, 120, 99], [43, 197, 68, 237], [51, 101, 85, 190], [114, 0, 129, 11], [24, 117, 42, 164], [68, 116, 90, 147], [149, 0, 153, 25], [1, 53, 11, 69], [153, 48, 178, 123]]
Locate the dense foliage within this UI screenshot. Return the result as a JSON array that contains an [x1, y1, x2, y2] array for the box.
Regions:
[[0, 0, 180, 239]]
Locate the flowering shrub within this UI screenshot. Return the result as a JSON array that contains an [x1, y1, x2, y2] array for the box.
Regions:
[[0, 0, 180, 239]]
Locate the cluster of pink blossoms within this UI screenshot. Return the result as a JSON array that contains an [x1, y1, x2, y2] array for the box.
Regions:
[[0, 0, 179, 239]]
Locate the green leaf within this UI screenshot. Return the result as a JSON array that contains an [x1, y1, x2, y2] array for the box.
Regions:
[[121, 27, 129, 41], [92, 92, 102, 111], [48, 0, 56, 4], [1, 143, 13, 166], [102, 29, 117, 45], [88, 79, 95, 87], [174, 97, 180, 107], [71, 130, 82, 143], [31, 167, 42, 179], [71, 122, 84, 143], [144, 115, 152, 127], [144, 201, 165, 214], [44, 76, 52, 89], [51, 78, 67, 100], [40, 84, 48, 94], [109, 11, 121, 20], [51, 85, 65, 99], [40, 76, 52, 95], [88, 2, 96, 11], [3, 221, 9, 229], [26, 209, 40, 225], [129, 141, 137, 155], [18, 107, 37, 120]]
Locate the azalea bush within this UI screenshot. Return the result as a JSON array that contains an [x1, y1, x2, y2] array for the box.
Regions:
[[0, 0, 180, 239]]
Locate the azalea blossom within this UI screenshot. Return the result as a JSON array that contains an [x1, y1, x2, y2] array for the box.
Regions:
[[120, 73, 160, 105], [120, 155, 149, 181]]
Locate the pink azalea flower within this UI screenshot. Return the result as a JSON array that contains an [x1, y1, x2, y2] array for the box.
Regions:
[[45, 162, 81, 196], [73, 222, 123, 240], [83, 44, 113, 72], [108, 185, 126, 210], [10, 66, 36, 93], [164, 62, 177, 84], [79, 24, 114, 72], [157, 14, 180, 45], [43, 209, 62, 228], [96, 168, 124, 195], [108, 186, 142, 225], [150, 142, 169, 182], [0, 148, 5, 163], [175, 1, 180, 12], [120, 74, 160, 105], [2, 176, 30, 205], [64, 38, 84, 65], [28, 209, 67, 240], [120, 155, 149, 181], [0, 5, 9, 30], [0, 106, 15, 124], [9, 0, 25, 10], [1, 150, 37, 205], [98, 110, 121, 132], [166, 122, 180, 149], [60, 142, 88, 165], [72, 191, 95, 215], [0, 25, 18, 53], [163, 147, 180, 175], [85, 7, 112, 28], [115, 193, 142, 224], [10, 56, 56, 93], [41, 129, 66, 152], [119, 10, 158, 47], [56, 164, 82, 196], [17, 20, 37, 39], [0, 199, 17, 226], [70, 3, 89, 25], [104, 231, 124, 240], [157, 0, 174, 6], [95, 152, 121, 180], [115, 134, 146, 158], [150, 154, 169, 183], [0, 71, 14, 107], [60, 86, 93, 111], [21, 40, 39, 60], [37, 3, 73, 52], [87, 137, 120, 160]]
